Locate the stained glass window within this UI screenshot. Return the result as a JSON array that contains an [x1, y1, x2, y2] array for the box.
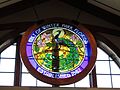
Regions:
[[0, 44, 16, 86], [20, 22, 97, 85], [0, 37, 120, 88], [33, 29, 85, 73]]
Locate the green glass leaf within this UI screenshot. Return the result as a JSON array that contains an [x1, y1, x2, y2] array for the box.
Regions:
[[46, 53, 51, 60], [45, 64, 50, 68], [74, 54, 79, 58], [34, 46, 39, 52], [43, 58, 48, 63], [76, 41, 83, 48], [46, 42, 54, 47]]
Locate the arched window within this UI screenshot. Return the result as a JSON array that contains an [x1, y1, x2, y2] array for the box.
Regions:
[[0, 43, 16, 86], [0, 40, 120, 88]]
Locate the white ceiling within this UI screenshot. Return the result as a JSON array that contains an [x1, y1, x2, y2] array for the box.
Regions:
[[0, 0, 22, 8], [88, 0, 120, 16]]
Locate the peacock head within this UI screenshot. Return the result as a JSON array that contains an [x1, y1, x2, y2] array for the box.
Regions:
[[52, 29, 64, 38]]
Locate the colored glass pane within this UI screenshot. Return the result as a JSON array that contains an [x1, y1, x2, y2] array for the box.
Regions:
[[21, 20, 97, 85], [32, 28, 85, 73], [25, 23, 93, 79]]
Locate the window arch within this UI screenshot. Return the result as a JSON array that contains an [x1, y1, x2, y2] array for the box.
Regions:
[[0, 39, 120, 88]]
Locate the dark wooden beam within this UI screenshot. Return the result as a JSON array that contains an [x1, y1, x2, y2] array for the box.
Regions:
[[0, 21, 119, 47], [0, 22, 34, 31], [61, 0, 120, 26], [0, 0, 49, 18], [0, 21, 119, 35], [89, 67, 97, 87], [14, 36, 22, 86], [95, 33, 120, 66], [0, 20, 46, 45], [83, 24, 120, 37], [0, 21, 35, 46]]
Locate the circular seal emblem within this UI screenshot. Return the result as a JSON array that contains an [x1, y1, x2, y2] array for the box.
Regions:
[[20, 18, 97, 85]]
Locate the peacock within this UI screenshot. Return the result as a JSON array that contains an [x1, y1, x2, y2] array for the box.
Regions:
[[51, 29, 80, 72]]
